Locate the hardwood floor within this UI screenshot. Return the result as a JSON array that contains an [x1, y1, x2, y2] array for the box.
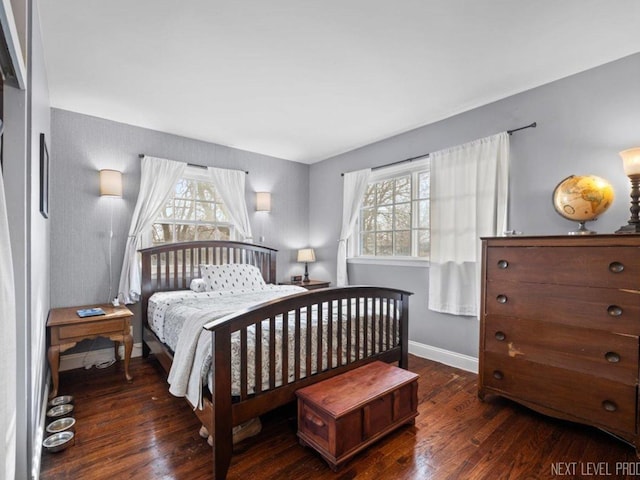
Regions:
[[40, 355, 638, 479]]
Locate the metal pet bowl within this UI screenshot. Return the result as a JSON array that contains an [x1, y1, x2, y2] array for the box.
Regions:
[[43, 431, 74, 453], [46, 403, 74, 419], [46, 417, 76, 435], [48, 395, 74, 407]]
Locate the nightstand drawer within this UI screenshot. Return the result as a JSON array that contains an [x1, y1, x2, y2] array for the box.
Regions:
[[58, 318, 127, 340]]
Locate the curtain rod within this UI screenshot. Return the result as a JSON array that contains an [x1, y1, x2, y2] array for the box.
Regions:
[[138, 154, 249, 174], [340, 122, 537, 176]]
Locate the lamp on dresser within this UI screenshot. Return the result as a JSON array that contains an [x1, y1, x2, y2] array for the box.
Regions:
[[297, 248, 316, 283], [616, 147, 640, 234]]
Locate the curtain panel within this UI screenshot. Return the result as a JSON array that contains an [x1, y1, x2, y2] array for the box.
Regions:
[[207, 167, 253, 242], [337, 168, 371, 286], [118, 156, 186, 304], [0, 158, 16, 480], [428, 132, 509, 316]]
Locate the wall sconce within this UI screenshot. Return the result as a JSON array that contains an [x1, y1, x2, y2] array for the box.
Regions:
[[256, 192, 271, 212], [99, 169, 123, 306], [297, 248, 316, 283], [100, 169, 123, 197], [616, 147, 640, 234]]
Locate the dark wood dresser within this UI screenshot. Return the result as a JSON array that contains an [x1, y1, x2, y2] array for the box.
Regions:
[[479, 235, 640, 455]]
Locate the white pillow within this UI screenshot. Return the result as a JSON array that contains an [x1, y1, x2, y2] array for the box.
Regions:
[[199, 264, 266, 291], [189, 278, 207, 292]]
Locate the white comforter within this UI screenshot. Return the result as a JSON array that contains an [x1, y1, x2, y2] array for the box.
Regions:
[[158, 286, 305, 408], [151, 287, 397, 409]]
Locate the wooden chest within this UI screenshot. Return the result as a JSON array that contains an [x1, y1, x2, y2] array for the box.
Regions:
[[296, 361, 419, 471], [479, 235, 640, 455]]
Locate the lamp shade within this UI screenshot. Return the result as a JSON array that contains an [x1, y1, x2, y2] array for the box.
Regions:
[[621, 148, 640, 176], [256, 192, 271, 212], [297, 248, 316, 263], [99, 169, 123, 197]]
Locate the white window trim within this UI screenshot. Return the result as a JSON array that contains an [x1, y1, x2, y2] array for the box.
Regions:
[[348, 256, 429, 268], [353, 157, 429, 260]]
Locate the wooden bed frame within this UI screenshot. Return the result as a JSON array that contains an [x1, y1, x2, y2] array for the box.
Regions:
[[140, 240, 412, 479]]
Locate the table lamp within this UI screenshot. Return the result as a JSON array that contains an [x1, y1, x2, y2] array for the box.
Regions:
[[297, 248, 316, 283]]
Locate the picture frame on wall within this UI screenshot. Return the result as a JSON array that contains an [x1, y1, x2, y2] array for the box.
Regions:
[[39, 132, 49, 218]]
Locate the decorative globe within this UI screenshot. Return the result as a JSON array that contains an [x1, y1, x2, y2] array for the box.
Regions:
[[552, 175, 614, 235]]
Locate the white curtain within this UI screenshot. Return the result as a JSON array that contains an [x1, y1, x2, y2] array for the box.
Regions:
[[207, 167, 253, 241], [428, 132, 509, 316], [118, 156, 185, 303], [0, 158, 16, 480], [337, 168, 371, 286]]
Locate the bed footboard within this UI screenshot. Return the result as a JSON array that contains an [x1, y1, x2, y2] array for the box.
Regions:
[[204, 285, 411, 480]]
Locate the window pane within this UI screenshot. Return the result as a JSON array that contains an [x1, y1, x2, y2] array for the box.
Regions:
[[363, 184, 376, 207], [196, 201, 217, 222], [356, 162, 430, 258], [376, 232, 392, 255], [196, 181, 217, 202], [395, 176, 411, 203], [394, 231, 411, 256], [361, 207, 376, 232], [196, 225, 230, 240], [418, 200, 429, 229], [174, 179, 193, 198], [151, 224, 173, 244], [376, 180, 394, 205], [418, 172, 430, 199], [216, 204, 230, 222], [376, 206, 393, 231], [174, 199, 196, 221], [418, 229, 430, 257], [394, 203, 411, 230], [176, 224, 196, 242], [361, 233, 375, 255]]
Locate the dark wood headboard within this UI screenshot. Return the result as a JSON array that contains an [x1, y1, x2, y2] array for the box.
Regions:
[[139, 240, 277, 323]]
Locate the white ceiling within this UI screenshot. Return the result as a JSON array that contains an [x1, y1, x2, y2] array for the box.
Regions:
[[38, 0, 640, 164]]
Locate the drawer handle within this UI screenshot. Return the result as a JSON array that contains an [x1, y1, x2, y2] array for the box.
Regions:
[[304, 413, 325, 428], [609, 262, 625, 273], [492, 370, 504, 380], [607, 305, 623, 317], [494, 331, 506, 341], [496, 295, 508, 304], [602, 400, 618, 412], [605, 352, 621, 363], [497, 259, 509, 269]]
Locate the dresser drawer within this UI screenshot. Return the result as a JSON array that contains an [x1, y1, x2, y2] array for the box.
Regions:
[[482, 352, 637, 434], [57, 319, 127, 340], [485, 281, 640, 335], [486, 246, 640, 289], [484, 315, 639, 385]]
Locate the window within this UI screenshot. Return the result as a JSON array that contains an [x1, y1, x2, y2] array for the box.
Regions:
[[150, 167, 234, 245], [358, 160, 429, 258]]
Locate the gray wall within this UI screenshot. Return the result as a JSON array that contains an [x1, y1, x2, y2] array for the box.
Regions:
[[50, 109, 310, 346], [310, 52, 640, 358], [4, 0, 51, 477]]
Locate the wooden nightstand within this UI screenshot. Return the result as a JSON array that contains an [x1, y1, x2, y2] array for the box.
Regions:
[[47, 304, 134, 398], [281, 280, 331, 291]]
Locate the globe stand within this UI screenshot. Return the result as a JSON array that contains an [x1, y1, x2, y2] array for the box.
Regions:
[[569, 220, 597, 235]]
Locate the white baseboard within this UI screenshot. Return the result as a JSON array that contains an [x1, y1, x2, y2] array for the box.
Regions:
[[408, 340, 478, 373], [33, 376, 50, 480], [59, 343, 143, 372]]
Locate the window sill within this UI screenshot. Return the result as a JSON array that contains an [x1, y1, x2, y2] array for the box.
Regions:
[[347, 256, 429, 268]]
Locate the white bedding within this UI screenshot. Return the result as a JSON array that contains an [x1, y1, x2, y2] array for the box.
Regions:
[[149, 286, 398, 409]]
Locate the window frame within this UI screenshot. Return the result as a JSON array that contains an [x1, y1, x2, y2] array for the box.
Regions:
[[351, 157, 430, 264], [144, 165, 236, 247]]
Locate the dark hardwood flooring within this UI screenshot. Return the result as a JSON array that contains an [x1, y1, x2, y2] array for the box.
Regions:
[[40, 355, 638, 479]]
